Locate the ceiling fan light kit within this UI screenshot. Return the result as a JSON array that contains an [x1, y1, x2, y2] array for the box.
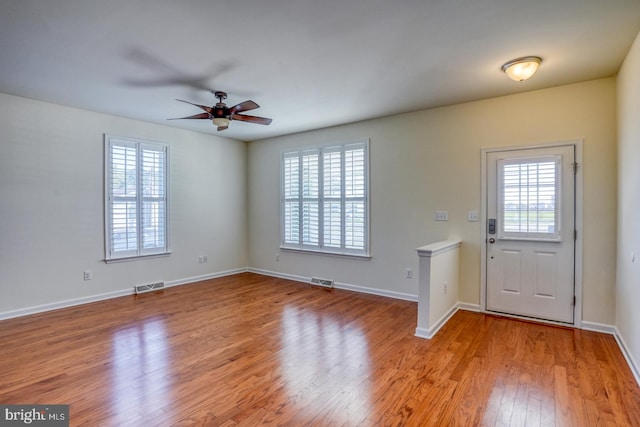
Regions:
[[169, 90, 272, 131], [501, 56, 542, 82], [212, 117, 230, 127]]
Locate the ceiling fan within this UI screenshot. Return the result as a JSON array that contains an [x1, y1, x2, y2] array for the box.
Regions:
[[169, 91, 272, 131]]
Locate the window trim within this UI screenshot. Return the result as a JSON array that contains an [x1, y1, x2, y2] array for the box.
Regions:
[[280, 139, 370, 257], [104, 134, 170, 262]]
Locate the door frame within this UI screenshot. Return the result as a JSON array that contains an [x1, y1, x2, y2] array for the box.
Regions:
[[480, 140, 583, 327]]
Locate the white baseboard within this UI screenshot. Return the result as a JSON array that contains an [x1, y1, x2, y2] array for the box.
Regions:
[[0, 267, 248, 321], [414, 327, 432, 339], [248, 267, 418, 302], [1, 267, 414, 321], [335, 281, 417, 302], [580, 320, 617, 335], [165, 267, 248, 287], [0, 288, 134, 321], [414, 302, 480, 340], [415, 304, 459, 340], [457, 302, 481, 312], [247, 268, 310, 284], [582, 321, 640, 387], [613, 327, 640, 386]]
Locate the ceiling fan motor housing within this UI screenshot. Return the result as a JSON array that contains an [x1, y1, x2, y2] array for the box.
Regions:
[[213, 105, 228, 118]]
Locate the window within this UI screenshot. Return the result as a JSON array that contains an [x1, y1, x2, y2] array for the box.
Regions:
[[281, 140, 369, 256], [105, 135, 169, 261], [498, 155, 560, 241]]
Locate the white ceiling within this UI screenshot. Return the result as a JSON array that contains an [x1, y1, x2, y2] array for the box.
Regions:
[[1, 0, 639, 142]]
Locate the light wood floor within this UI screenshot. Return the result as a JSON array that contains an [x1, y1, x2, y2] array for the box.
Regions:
[[1, 273, 639, 426]]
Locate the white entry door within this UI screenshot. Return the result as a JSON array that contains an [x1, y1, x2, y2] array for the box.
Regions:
[[486, 145, 575, 323]]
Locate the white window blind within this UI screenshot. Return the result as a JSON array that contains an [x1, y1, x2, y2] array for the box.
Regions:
[[498, 155, 560, 240], [105, 135, 169, 260], [282, 140, 369, 256]]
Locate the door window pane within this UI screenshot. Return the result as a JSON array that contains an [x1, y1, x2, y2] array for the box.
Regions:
[[499, 156, 560, 240]]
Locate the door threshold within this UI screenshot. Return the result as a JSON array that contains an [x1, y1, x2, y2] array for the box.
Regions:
[[485, 309, 575, 329]]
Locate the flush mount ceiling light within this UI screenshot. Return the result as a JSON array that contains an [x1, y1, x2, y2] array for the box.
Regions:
[[501, 56, 542, 82]]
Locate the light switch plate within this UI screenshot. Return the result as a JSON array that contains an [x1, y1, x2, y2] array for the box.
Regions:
[[435, 211, 448, 221]]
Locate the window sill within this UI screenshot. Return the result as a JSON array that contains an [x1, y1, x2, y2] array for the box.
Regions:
[[104, 251, 172, 264], [280, 246, 371, 260]]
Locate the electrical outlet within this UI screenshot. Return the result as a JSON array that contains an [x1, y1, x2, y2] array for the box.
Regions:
[[276, 254, 280, 261], [84, 270, 92, 281], [405, 268, 413, 279], [443, 281, 448, 294], [202, 255, 208, 263], [435, 211, 448, 221]]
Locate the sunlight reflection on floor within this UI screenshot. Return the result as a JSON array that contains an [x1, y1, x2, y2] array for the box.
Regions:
[[110, 317, 172, 423], [279, 305, 372, 423]]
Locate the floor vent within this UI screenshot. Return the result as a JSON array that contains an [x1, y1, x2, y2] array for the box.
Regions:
[[310, 277, 334, 291], [134, 282, 165, 294]]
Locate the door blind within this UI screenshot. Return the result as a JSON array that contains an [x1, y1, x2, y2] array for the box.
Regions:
[[499, 155, 561, 240]]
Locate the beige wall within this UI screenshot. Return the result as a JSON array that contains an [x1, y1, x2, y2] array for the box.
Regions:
[[0, 76, 621, 327], [0, 93, 249, 315], [616, 31, 640, 373], [249, 78, 618, 324]]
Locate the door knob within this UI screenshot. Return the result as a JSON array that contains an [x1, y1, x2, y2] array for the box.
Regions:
[[489, 238, 495, 244]]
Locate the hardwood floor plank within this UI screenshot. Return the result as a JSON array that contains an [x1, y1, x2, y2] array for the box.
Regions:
[[524, 395, 542, 427], [554, 365, 574, 426], [1, 273, 639, 426]]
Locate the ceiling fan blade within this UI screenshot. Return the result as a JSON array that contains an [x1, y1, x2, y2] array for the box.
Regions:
[[230, 114, 272, 125], [229, 100, 259, 114], [167, 112, 211, 120], [217, 126, 229, 131], [176, 99, 213, 114]]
